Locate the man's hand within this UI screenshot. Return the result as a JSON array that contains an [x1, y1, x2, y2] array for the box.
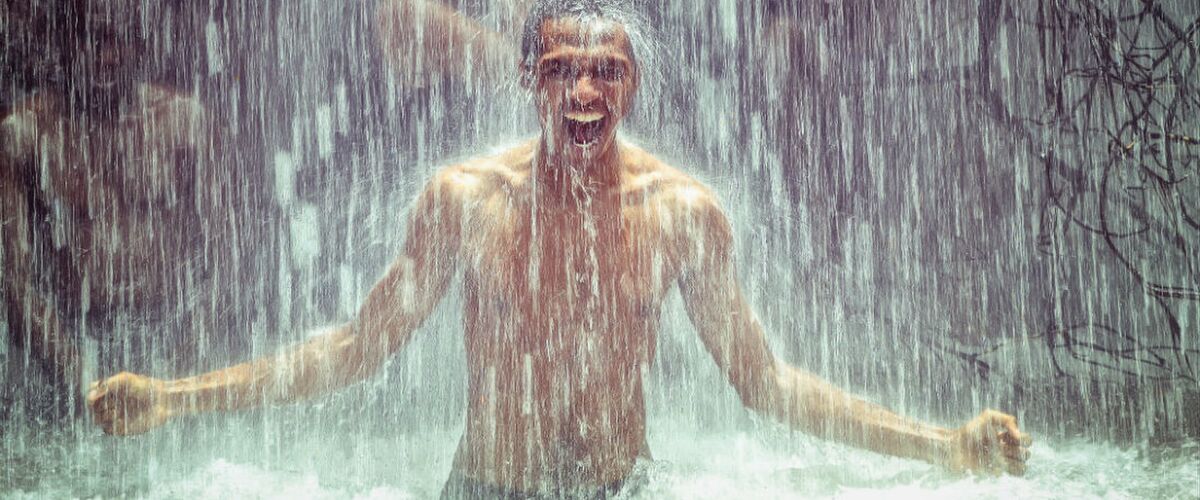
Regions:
[[949, 409, 1032, 476], [86, 372, 172, 436]]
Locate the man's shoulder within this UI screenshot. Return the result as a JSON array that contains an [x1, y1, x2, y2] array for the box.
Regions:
[[430, 141, 535, 197], [621, 146, 721, 213]]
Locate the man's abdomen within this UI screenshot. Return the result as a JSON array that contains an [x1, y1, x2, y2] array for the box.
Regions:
[[458, 336, 648, 491]]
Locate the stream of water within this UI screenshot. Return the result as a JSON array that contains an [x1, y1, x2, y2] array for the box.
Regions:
[[2, 0, 1198, 498]]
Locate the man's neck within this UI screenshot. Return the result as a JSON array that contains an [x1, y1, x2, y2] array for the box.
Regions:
[[533, 139, 623, 206]]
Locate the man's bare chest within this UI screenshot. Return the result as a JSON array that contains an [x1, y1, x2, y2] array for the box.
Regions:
[[461, 205, 677, 330]]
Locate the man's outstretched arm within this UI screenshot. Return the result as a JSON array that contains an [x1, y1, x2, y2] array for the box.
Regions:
[[87, 169, 466, 435], [674, 192, 1030, 475]]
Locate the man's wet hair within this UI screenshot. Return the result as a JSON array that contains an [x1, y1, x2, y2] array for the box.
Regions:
[[519, 0, 643, 73]]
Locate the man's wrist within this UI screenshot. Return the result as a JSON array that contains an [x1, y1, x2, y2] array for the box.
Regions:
[[926, 427, 959, 469], [160, 379, 194, 417]]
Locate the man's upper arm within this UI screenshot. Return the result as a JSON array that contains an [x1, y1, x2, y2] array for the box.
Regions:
[[675, 191, 779, 405], [350, 168, 465, 352]]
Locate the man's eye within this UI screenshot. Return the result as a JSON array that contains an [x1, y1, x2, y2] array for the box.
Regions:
[[596, 65, 624, 81], [542, 63, 571, 79]]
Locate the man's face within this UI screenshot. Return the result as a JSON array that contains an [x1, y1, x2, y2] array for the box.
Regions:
[[529, 17, 638, 161], [78, 3, 146, 95]]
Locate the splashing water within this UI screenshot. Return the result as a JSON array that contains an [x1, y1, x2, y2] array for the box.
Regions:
[[2, 0, 1198, 498]]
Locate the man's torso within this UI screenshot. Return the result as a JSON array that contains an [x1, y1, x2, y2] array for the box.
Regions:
[[437, 141, 713, 489]]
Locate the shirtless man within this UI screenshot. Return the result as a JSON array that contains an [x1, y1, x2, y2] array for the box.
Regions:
[[86, 1, 1031, 496], [1, 1, 247, 410]]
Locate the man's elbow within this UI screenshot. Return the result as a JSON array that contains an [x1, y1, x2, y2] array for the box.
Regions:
[[729, 363, 784, 415], [331, 324, 393, 385]]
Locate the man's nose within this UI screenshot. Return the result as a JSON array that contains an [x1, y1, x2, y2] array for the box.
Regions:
[[569, 75, 601, 106]]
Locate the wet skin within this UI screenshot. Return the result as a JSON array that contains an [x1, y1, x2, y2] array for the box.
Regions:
[[86, 17, 1032, 491]]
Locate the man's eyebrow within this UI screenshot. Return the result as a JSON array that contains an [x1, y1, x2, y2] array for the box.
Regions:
[[539, 53, 632, 69], [595, 56, 632, 68]]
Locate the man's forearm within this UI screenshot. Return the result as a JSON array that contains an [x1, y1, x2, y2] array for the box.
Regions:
[[161, 195, 454, 417], [161, 324, 387, 416], [757, 365, 955, 466]]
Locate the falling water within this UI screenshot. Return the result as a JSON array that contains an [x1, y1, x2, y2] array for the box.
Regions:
[[1, 0, 1197, 498]]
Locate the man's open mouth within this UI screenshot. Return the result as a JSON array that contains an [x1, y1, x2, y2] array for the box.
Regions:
[[563, 111, 607, 147]]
